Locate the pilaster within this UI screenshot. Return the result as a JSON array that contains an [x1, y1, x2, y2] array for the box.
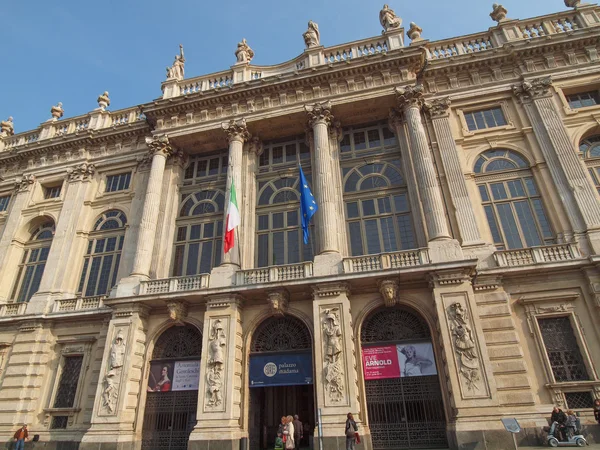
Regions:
[[312, 282, 361, 450], [240, 137, 262, 269], [189, 295, 244, 449]]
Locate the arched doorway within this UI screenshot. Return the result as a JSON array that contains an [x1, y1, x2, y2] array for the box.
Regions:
[[248, 315, 315, 450], [142, 324, 202, 450], [361, 306, 447, 449]]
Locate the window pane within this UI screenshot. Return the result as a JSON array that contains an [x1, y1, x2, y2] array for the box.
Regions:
[[78, 259, 89, 293], [478, 185, 490, 202], [96, 255, 114, 295], [186, 243, 200, 276], [382, 127, 396, 146], [208, 158, 219, 175], [474, 111, 486, 130], [377, 197, 392, 214], [272, 212, 284, 229], [380, 217, 398, 252], [111, 254, 121, 289], [340, 134, 351, 152], [353, 132, 366, 150], [514, 201, 542, 247], [287, 210, 298, 227], [484, 205, 503, 245], [346, 202, 359, 218], [492, 108, 507, 126], [190, 225, 201, 240], [507, 179, 526, 198], [464, 113, 477, 131], [348, 222, 364, 256], [85, 257, 102, 297], [524, 177, 538, 195], [258, 215, 269, 231], [483, 109, 495, 128], [285, 144, 297, 163], [53, 356, 83, 408], [203, 222, 215, 238], [17, 266, 35, 302], [176, 227, 187, 242], [397, 215, 416, 250], [496, 204, 523, 249], [172, 245, 184, 276], [287, 231, 300, 264], [272, 146, 283, 164], [272, 232, 285, 265], [532, 199, 553, 239], [393, 194, 409, 213], [362, 199, 376, 216], [364, 219, 381, 255], [367, 129, 381, 148], [199, 242, 213, 274], [490, 183, 508, 200]]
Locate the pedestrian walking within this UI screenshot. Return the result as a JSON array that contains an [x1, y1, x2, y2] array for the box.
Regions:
[[283, 415, 295, 450], [293, 414, 303, 450], [345, 413, 358, 450], [13, 424, 29, 450]]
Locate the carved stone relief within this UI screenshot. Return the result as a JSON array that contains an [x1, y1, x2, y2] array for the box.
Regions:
[[205, 318, 227, 410], [378, 279, 399, 307], [267, 289, 289, 315], [66, 162, 95, 182], [100, 329, 126, 415], [322, 307, 345, 404], [512, 76, 553, 102], [166, 301, 188, 325]]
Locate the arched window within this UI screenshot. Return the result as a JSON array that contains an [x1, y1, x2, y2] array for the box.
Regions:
[[343, 159, 416, 256], [78, 210, 127, 297], [11, 221, 55, 303], [474, 149, 554, 250], [173, 189, 224, 276], [580, 135, 600, 194], [256, 176, 313, 267]]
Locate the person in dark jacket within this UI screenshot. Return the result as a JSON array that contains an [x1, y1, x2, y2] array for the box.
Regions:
[[594, 399, 600, 424], [550, 406, 567, 441], [293, 414, 303, 450], [345, 413, 358, 450]]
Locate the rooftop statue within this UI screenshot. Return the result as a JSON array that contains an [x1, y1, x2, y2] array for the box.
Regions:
[[303, 20, 321, 48], [97, 91, 111, 111], [490, 4, 508, 23], [1, 117, 14, 137], [235, 38, 254, 63], [407, 22, 423, 42], [166, 44, 185, 81], [379, 4, 402, 32], [50, 102, 64, 121]]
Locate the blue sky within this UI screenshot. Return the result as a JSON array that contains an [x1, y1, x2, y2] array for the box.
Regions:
[[1, 0, 565, 133]]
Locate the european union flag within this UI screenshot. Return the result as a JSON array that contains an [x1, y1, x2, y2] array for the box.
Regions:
[[299, 164, 318, 245]]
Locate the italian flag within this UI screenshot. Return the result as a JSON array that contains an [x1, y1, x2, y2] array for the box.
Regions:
[[224, 180, 240, 254]]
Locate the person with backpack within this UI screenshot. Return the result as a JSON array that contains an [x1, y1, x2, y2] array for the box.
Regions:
[[345, 413, 358, 450]]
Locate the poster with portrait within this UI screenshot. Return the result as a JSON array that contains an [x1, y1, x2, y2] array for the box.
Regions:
[[147, 362, 173, 392], [396, 341, 437, 377]]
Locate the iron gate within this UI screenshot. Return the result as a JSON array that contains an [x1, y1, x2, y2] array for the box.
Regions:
[[362, 307, 447, 450]]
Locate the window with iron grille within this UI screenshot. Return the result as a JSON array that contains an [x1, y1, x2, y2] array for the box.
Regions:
[[49, 355, 84, 429], [464, 107, 507, 131], [566, 90, 600, 109], [0, 195, 10, 212], [11, 221, 55, 303], [51, 416, 69, 430], [565, 391, 595, 410], [44, 185, 62, 199], [78, 210, 126, 297], [105, 172, 132, 192], [538, 316, 590, 382]]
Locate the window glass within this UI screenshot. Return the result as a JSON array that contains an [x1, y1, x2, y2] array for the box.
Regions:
[[0, 195, 11, 212], [105, 173, 131, 192], [464, 107, 507, 131]]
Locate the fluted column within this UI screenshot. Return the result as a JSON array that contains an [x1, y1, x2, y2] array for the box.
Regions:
[[395, 85, 451, 241], [306, 102, 341, 255], [240, 137, 262, 269], [130, 135, 175, 278], [220, 119, 249, 267], [514, 77, 600, 252], [424, 98, 484, 246]]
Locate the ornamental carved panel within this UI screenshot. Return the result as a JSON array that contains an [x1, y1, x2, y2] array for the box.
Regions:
[[99, 327, 128, 416], [320, 305, 349, 407], [204, 317, 229, 412]]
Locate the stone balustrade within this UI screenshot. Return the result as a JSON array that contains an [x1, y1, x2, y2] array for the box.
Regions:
[[343, 249, 430, 273], [138, 274, 210, 295], [0, 302, 27, 317], [52, 296, 107, 313], [494, 243, 582, 267], [236, 262, 313, 286]]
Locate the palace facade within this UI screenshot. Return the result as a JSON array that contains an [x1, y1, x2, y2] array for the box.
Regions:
[[1, 2, 600, 450]]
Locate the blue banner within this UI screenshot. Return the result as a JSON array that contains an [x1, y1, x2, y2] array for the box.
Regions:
[[249, 352, 313, 387]]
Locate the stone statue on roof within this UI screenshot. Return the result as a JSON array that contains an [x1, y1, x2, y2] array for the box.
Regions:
[[50, 102, 64, 121], [379, 4, 402, 32], [235, 38, 254, 63], [303, 20, 320, 48], [97, 91, 110, 111], [166, 44, 185, 81], [1, 117, 14, 136]]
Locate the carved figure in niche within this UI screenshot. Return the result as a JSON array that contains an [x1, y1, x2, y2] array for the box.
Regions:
[[102, 372, 117, 413], [303, 20, 320, 48], [166, 44, 185, 80], [448, 302, 480, 390], [207, 366, 223, 406], [323, 309, 342, 362], [1, 116, 14, 136], [109, 330, 126, 370], [379, 4, 402, 32], [208, 319, 225, 366], [206, 319, 226, 408], [322, 308, 345, 402], [235, 38, 254, 63]]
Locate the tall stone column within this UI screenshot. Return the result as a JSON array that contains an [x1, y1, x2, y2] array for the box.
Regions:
[[312, 282, 361, 450], [240, 137, 262, 269], [130, 135, 175, 279], [29, 163, 95, 314], [513, 77, 600, 253], [189, 295, 244, 450], [0, 175, 35, 303], [424, 98, 485, 247], [81, 303, 150, 450], [394, 86, 463, 262]]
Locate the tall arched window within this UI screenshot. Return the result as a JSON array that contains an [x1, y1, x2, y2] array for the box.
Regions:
[[78, 210, 127, 297], [474, 149, 554, 250], [343, 159, 416, 256], [580, 134, 600, 194], [11, 221, 55, 303], [173, 189, 224, 276]]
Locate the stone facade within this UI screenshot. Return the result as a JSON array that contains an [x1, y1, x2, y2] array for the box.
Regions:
[[2, 3, 600, 450]]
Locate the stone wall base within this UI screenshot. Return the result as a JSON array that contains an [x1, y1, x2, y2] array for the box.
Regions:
[[187, 439, 239, 450]]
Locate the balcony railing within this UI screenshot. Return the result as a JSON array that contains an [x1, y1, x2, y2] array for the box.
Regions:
[[343, 249, 430, 273], [0, 302, 27, 317], [494, 243, 582, 267], [139, 274, 210, 295], [236, 262, 313, 286], [53, 296, 107, 313]]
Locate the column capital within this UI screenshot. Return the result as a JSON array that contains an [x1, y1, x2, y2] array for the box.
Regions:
[[387, 107, 404, 129], [145, 134, 176, 158], [423, 97, 451, 118], [512, 76, 553, 102], [170, 149, 189, 168], [222, 118, 250, 144], [329, 120, 344, 142], [305, 101, 334, 128], [14, 174, 35, 193], [65, 162, 96, 183], [394, 84, 424, 110], [312, 281, 351, 299], [247, 136, 263, 156]]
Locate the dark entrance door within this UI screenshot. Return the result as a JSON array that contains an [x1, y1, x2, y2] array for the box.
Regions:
[[361, 307, 447, 450], [248, 316, 315, 450], [142, 325, 202, 450]]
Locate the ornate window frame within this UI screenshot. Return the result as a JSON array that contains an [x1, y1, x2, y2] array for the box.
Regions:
[[456, 101, 515, 137], [556, 82, 600, 115], [34, 178, 65, 204], [96, 166, 136, 199], [519, 290, 600, 408], [43, 336, 96, 430]]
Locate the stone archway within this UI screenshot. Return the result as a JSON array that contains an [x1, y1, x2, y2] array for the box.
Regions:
[[141, 324, 202, 450], [361, 306, 447, 450]]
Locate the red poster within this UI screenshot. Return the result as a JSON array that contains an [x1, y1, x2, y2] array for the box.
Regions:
[[362, 345, 400, 380]]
